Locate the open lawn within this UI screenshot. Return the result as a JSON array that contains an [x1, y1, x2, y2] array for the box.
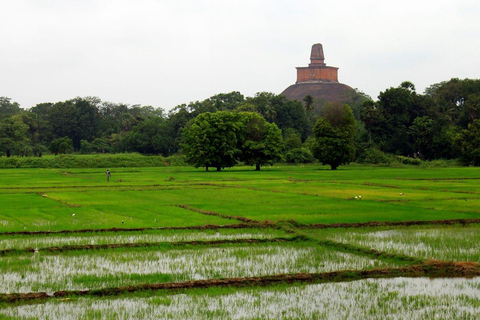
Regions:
[[1, 164, 479, 319]]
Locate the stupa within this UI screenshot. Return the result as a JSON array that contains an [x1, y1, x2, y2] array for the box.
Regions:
[[282, 43, 357, 108]]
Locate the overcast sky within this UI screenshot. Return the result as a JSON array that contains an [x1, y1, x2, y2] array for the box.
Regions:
[[1, 0, 479, 111]]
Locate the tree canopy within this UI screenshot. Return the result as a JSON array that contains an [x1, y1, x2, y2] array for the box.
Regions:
[[0, 116, 29, 157], [2, 77, 480, 167], [0, 97, 22, 121], [313, 103, 356, 170], [239, 112, 284, 170], [182, 111, 244, 171], [182, 111, 284, 171], [358, 79, 480, 160], [455, 119, 480, 166]]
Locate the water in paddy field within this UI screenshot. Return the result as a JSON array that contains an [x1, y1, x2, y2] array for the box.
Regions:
[[0, 277, 479, 319]]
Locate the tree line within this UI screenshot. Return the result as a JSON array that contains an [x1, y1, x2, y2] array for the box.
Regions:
[[0, 92, 309, 159], [359, 79, 480, 166], [1, 77, 480, 168]]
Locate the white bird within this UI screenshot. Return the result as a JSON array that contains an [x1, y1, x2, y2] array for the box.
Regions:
[[72, 213, 75, 217], [399, 193, 404, 196]]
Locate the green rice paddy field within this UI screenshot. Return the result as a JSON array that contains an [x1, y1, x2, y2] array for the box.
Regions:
[[0, 165, 480, 319]]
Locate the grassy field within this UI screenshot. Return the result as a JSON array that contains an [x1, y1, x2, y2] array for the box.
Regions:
[[0, 164, 479, 319], [1, 165, 480, 231]]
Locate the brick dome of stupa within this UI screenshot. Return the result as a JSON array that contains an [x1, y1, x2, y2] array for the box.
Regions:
[[281, 44, 357, 107]]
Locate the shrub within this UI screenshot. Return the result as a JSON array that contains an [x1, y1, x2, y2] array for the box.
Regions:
[[80, 140, 93, 154], [165, 154, 187, 166], [395, 155, 422, 165], [0, 153, 169, 168], [357, 147, 391, 164], [285, 148, 314, 164], [420, 159, 461, 168], [284, 135, 302, 151], [49, 137, 74, 155]]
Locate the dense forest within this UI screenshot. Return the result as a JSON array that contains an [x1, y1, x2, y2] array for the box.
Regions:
[[1, 78, 480, 166]]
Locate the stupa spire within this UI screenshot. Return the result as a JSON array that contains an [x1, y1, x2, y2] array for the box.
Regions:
[[281, 42, 358, 108], [309, 43, 326, 66], [295, 43, 338, 83]]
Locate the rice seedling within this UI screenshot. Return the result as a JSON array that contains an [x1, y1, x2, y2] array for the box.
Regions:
[[2, 166, 480, 230], [0, 228, 289, 251], [307, 224, 480, 262], [2, 165, 480, 318], [0, 242, 398, 293], [1, 277, 479, 319]]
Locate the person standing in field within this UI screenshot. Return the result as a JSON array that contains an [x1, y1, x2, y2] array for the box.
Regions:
[[106, 169, 111, 182]]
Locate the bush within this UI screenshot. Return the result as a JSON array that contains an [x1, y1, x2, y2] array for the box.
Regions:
[[0, 153, 170, 168], [80, 140, 93, 154], [164, 154, 187, 166], [395, 155, 422, 165], [356, 147, 391, 164], [420, 159, 461, 168], [285, 148, 314, 164], [49, 137, 74, 155], [284, 135, 302, 151]]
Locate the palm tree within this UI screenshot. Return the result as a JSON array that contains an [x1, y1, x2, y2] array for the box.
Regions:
[[303, 95, 314, 114], [264, 105, 277, 122]]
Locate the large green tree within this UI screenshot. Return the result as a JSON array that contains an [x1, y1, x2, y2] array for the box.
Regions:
[[48, 136, 74, 155], [182, 111, 244, 171], [123, 117, 173, 156], [0, 116, 30, 157], [313, 103, 356, 170], [0, 97, 22, 120], [408, 116, 438, 160], [426, 78, 480, 127], [360, 82, 436, 156], [406, 115, 455, 160], [47, 97, 101, 151], [239, 112, 283, 170], [454, 119, 480, 166], [246, 92, 309, 139], [207, 91, 245, 111]]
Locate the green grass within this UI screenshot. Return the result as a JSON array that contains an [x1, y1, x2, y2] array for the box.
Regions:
[[0, 193, 231, 232], [1, 163, 480, 318], [1, 165, 480, 231]]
